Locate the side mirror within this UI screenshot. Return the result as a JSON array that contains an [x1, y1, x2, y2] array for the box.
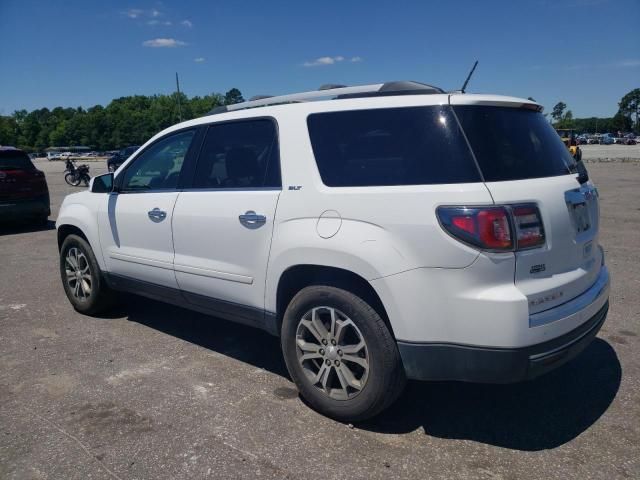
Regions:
[[91, 172, 114, 193]]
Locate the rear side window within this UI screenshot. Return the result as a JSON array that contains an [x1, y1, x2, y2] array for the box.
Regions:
[[453, 106, 574, 182], [307, 106, 481, 187], [193, 119, 280, 189], [0, 151, 34, 170]]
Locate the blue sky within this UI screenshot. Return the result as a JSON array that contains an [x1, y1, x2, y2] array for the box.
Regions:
[[1, 0, 638, 117]]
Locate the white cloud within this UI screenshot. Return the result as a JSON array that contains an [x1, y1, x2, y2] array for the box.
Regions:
[[303, 56, 349, 67], [194, 57, 205, 63], [181, 20, 193, 28], [142, 38, 187, 48], [350, 56, 363, 63], [147, 19, 159, 25], [614, 59, 640, 68], [123, 8, 144, 18], [151, 9, 161, 17]]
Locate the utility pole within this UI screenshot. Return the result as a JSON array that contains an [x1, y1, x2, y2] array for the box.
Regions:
[[175, 72, 182, 122]]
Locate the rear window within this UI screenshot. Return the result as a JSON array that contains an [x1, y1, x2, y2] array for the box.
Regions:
[[0, 151, 34, 170], [453, 106, 574, 182], [307, 106, 481, 187]]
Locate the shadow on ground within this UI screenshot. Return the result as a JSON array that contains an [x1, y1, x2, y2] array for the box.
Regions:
[[360, 338, 621, 451], [117, 295, 620, 451], [0, 220, 55, 236], [121, 295, 289, 377]]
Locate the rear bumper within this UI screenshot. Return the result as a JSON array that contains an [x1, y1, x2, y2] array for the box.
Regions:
[[398, 298, 609, 383], [0, 194, 50, 220]]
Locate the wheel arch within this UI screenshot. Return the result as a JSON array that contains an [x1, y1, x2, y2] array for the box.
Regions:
[[273, 264, 395, 339], [56, 203, 105, 269]]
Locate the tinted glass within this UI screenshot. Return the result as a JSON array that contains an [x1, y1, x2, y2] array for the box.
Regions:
[[120, 130, 194, 191], [193, 119, 280, 189], [307, 106, 481, 187], [453, 106, 574, 182], [0, 151, 34, 170]]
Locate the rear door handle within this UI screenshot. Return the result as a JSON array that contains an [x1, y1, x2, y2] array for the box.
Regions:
[[239, 210, 266, 228], [148, 208, 167, 222]]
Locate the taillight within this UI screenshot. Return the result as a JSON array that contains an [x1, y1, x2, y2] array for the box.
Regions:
[[437, 204, 544, 252], [512, 205, 545, 249]]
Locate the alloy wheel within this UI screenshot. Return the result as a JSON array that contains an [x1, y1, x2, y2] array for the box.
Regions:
[[64, 247, 92, 300], [295, 306, 369, 400]]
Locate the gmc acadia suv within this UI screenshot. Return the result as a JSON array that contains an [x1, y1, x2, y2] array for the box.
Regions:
[[56, 81, 610, 421]]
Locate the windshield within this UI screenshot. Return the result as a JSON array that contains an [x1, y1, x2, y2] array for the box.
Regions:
[[0, 152, 34, 170], [454, 106, 575, 182]]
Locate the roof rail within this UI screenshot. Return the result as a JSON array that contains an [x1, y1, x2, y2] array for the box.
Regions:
[[205, 81, 444, 116]]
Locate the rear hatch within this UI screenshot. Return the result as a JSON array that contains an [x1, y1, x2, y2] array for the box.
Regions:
[[451, 99, 601, 314], [0, 150, 48, 202]]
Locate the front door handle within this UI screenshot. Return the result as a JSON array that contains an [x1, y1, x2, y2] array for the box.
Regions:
[[239, 210, 266, 228], [148, 208, 167, 222]]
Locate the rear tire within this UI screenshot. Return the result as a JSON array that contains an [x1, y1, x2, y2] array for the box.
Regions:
[[60, 234, 116, 315], [281, 285, 405, 422], [64, 172, 80, 186]]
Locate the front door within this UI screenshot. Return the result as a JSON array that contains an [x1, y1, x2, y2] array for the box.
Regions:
[[97, 129, 196, 288]]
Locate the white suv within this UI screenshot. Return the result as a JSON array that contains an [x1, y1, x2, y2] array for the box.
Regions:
[[56, 82, 610, 421]]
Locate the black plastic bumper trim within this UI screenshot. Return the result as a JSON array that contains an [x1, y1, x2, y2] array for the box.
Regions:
[[397, 301, 609, 383]]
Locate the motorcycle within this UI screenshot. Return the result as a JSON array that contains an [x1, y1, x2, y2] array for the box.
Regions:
[[64, 159, 91, 187]]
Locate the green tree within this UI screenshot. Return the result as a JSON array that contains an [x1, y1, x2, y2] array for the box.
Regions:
[[557, 110, 574, 128], [551, 102, 566, 124], [224, 88, 244, 105], [618, 88, 640, 131]]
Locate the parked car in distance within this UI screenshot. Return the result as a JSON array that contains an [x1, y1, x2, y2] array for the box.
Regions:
[[599, 134, 615, 145], [0, 146, 50, 224], [56, 81, 610, 421], [107, 145, 141, 172]]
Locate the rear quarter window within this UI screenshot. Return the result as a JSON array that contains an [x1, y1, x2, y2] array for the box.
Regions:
[[0, 151, 34, 170], [453, 106, 574, 182], [307, 106, 481, 187]]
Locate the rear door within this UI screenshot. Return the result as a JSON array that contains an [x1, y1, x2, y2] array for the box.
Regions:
[[452, 102, 602, 314], [172, 118, 281, 325]]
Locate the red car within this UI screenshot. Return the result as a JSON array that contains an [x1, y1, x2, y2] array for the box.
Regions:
[[0, 146, 50, 224]]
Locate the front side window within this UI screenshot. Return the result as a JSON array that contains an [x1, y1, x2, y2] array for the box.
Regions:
[[120, 130, 195, 191], [193, 119, 280, 189], [307, 106, 481, 187]]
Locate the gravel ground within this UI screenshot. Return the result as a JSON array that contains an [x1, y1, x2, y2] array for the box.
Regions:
[[581, 144, 640, 161], [0, 159, 638, 479]]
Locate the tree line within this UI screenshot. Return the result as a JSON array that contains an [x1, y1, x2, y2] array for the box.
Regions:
[[1, 87, 638, 152], [0, 88, 244, 152], [550, 88, 640, 133]]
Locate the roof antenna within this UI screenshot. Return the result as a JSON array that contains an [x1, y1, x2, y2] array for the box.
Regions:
[[460, 61, 478, 93]]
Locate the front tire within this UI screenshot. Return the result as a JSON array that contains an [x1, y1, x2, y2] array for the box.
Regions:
[[281, 285, 405, 422], [59, 234, 116, 315]]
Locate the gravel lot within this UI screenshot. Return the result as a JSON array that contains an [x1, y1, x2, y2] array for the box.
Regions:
[[1, 159, 639, 479], [581, 144, 640, 161]]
